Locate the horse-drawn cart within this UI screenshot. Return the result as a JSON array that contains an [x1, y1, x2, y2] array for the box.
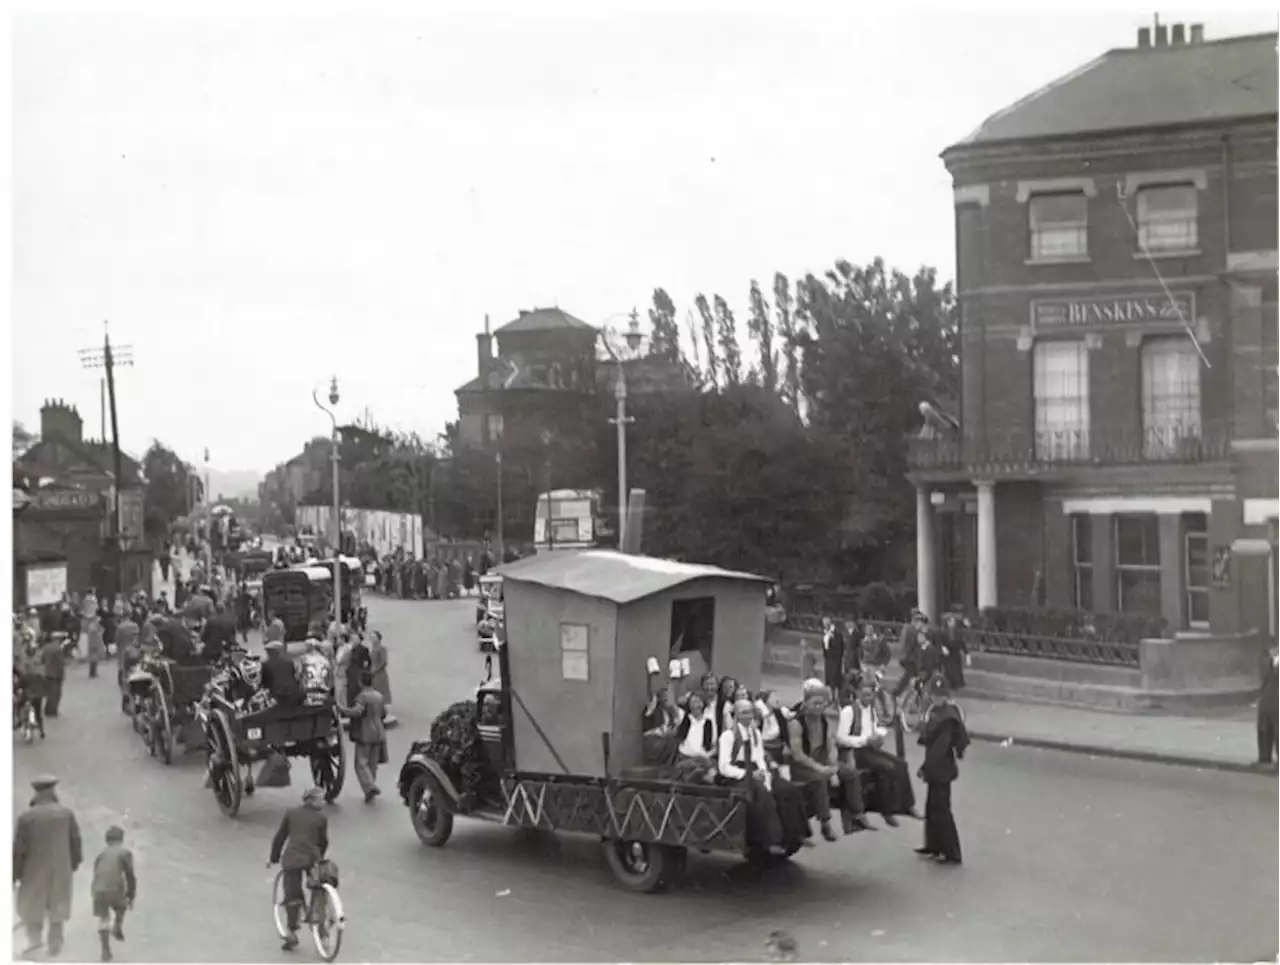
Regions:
[[399, 550, 899, 892], [202, 696, 346, 818], [129, 657, 215, 765]]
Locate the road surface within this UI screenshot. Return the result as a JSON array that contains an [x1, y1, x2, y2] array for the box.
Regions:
[[12, 595, 1278, 962]]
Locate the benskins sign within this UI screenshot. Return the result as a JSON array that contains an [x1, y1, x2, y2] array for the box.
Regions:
[[1032, 292, 1195, 330]]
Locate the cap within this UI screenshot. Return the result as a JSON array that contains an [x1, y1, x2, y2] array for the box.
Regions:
[[31, 774, 58, 790], [303, 786, 325, 803], [928, 674, 950, 697]]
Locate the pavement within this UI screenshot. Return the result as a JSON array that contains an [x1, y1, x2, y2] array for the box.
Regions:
[[11, 596, 1278, 962], [760, 670, 1270, 776]]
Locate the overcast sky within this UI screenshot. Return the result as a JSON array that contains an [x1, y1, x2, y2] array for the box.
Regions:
[[12, 6, 1278, 474]]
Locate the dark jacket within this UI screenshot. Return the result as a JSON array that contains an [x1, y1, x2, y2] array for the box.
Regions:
[[270, 805, 329, 871], [1260, 652, 1278, 717], [91, 844, 136, 903], [918, 702, 969, 784], [262, 653, 302, 703], [899, 625, 922, 670]]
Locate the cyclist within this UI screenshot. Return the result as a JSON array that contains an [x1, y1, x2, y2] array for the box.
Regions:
[[267, 787, 330, 950]]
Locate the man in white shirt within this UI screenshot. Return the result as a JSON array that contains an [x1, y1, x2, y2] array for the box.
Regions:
[[836, 676, 918, 825], [718, 699, 811, 851]]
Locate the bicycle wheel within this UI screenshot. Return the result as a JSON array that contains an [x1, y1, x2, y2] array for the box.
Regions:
[[309, 883, 344, 962], [901, 690, 925, 733], [271, 870, 289, 939]]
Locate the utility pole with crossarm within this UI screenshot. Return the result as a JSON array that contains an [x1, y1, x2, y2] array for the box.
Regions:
[[78, 323, 134, 597]]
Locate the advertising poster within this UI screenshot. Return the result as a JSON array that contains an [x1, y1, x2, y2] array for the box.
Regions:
[[26, 563, 68, 607]]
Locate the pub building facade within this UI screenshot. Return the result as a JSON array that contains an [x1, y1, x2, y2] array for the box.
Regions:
[[908, 24, 1279, 645]]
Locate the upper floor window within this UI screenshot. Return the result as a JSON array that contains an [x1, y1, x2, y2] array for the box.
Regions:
[[1141, 337, 1201, 458], [1030, 193, 1088, 260], [487, 414, 504, 443], [1137, 184, 1198, 253], [1033, 340, 1089, 461]]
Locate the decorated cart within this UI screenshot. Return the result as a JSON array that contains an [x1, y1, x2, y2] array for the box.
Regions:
[[200, 656, 346, 818], [399, 551, 894, 892], [261, 567, 333, 642]]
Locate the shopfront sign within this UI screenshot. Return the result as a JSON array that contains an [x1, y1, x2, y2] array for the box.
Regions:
[[1031, 292, 1195, 331], [28, 489, 101, 513]]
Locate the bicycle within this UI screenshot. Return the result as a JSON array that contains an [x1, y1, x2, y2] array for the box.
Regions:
[[272, 860, 344, 961], [896, 674, 930, 733]]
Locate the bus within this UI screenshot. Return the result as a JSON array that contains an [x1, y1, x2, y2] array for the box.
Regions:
[[533, 489, 611, 552]]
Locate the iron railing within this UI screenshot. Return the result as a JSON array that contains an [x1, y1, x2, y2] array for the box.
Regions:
[[907, 424, 1230, 474], [964, 628, 1141, 668]]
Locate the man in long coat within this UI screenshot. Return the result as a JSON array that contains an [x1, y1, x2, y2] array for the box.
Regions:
[[13, 775, 83, 957]]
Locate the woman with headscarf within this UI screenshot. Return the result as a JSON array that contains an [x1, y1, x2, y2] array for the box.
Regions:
[[367, 630, 396, 727]]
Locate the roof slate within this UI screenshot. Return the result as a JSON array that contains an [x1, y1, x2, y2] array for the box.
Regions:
[[495, 308, 596, 335], [950, 32, 1278, 151], [496, 549, 770, 605]]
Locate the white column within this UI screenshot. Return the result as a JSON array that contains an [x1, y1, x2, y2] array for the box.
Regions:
[[916, 487, 937, 622], [976, 480, 997, 610]]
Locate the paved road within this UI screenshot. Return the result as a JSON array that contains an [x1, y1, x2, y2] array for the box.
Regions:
[[12, 596, 1278, 963]]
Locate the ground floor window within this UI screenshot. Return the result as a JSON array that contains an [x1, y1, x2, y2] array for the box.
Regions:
[[1115, 514, 1162, 616], [1071, 514, 1093, 611], [1183, 513, 1210, 628]]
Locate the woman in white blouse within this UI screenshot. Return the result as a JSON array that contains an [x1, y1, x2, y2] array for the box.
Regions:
[[671, 692, 718, 783]]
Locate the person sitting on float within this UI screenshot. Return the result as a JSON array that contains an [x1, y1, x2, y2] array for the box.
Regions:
[[714, 676, 739, 734], [836, 674, 918, 826], [788, 679, 874, 839], [671, 692, 719, 783], [755, 689, 794, 778], [261, 640, 303, 709], [718, 697, 812, 852]]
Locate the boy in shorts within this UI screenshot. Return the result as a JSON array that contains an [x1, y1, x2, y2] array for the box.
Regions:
[[91, 826, 136, 961]]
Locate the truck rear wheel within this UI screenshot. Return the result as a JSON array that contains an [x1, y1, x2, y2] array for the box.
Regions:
[[603, 840, 673, 893]]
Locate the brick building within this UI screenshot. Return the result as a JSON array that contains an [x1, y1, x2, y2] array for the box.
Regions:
[[13, 399, 149, 603], [908, 25, 1278, 643]]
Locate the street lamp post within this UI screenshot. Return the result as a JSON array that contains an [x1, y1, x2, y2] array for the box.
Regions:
[[313, 377, 342, 629], [605, 309, 643, 552]]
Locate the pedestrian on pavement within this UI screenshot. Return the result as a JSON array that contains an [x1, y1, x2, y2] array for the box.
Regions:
[[820, 616, 846, 694], [342, 671, 389, 802], [940, 609, 969, 691], [915, 675, 968, 865], [86, 615, 107, 678], [1258, 644, 1278, 767], [40, 634, 67, 717], [91, 826, 136, 962], [893, 611, 927, 702], [13, 774, 83, 958], [367, 629, 396, 727], [268, 788, 330, 951]]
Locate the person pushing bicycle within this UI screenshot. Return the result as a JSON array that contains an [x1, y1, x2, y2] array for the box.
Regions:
[[267, 787, 329, 950]]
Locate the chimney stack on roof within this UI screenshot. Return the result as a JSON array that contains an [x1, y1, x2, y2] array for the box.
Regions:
[[1137, 26, 1151, 47], [1155, 23, 1169, 46], [1190, 23, 1204, 43], [1171, 23, 1186, 45]]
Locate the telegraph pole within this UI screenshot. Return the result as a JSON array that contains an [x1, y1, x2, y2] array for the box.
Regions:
[[78, 324, 133, 597]]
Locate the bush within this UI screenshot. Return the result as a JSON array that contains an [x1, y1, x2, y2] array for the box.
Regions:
[[973, 606, 1167, 643]]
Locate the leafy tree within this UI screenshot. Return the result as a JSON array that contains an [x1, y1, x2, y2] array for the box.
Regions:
[[773, 273, 801, 415], [793, 258, 959, 560], [683, 309, 702, 375], [13, 421, 37, 460], [747, 280, 777, 393], [142, 441, 202, 541], [648, 289, 682, 365], [714, 295, 742, 387], [694, 295, 718, 388]]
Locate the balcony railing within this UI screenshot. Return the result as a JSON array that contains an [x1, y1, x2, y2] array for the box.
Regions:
[[907, 424, 1231, 474]]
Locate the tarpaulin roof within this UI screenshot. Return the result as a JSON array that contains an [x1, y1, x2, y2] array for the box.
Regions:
[[496, 550, 769, 605]]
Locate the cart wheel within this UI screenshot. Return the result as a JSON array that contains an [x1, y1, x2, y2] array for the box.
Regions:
[[205, 708, 243, 818], [151, 681, 175, 766], [409, 774, 454, 847], [602, 840, 673, 893], [310, 708, 347, 803]]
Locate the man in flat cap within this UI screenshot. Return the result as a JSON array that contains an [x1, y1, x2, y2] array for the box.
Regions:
[[268, 787, 330, 950], [13, 774, 83, 957]]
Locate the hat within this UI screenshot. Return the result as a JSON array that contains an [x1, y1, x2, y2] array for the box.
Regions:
[[31, 774, 58, 790], [802, 678, 829, 700], [303, 787, 325, 804], [928, 674, 950, 697], [265, 640, 285, 651]]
